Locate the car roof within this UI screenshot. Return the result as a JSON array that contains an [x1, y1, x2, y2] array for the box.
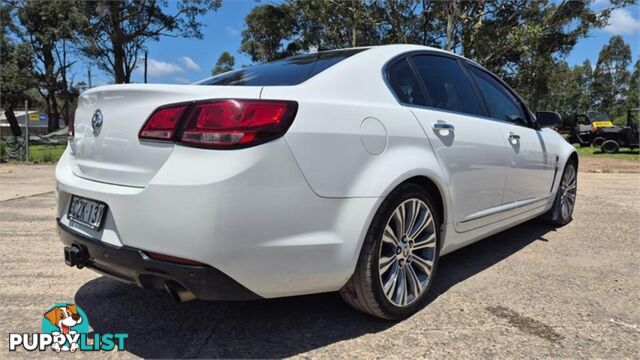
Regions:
[[195, 44, 482, 86], [340, 44, 484, 69], [291, 44, 482, 67], [367, 44, 470, 58]]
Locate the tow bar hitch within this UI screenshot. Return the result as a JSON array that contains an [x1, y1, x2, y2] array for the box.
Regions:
[[64, 245, 89, 269]]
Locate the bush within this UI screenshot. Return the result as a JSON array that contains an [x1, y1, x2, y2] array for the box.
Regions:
[[0, 140, 6, 162], [41, 150, 54, 163], [29, 145, 66, 163]]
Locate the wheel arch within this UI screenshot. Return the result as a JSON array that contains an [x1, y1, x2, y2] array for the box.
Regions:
[[546, 146, 579, 207], [345, 170, 451, 282], [372, 171, 451, 252], [545, 149, 578, 225], [338, 173, 448, 318], [400, 175, 446, 227], [568, 150, 579, 168]]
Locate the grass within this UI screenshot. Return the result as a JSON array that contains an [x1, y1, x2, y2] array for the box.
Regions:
[[28, 144, 66, 163], [574, 145, 639, 160]]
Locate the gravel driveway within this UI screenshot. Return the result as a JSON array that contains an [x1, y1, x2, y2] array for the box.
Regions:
[[1, 164, 638, 358]]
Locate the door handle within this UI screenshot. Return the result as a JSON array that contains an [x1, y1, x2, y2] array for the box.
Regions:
[[508, 133, 520, 143], [432, 123, 455, 131]]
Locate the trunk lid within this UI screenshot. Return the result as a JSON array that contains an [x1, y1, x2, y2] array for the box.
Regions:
[[69, 84, 263, 187]]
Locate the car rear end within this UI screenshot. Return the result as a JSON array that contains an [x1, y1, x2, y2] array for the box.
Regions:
[[55, 49, 377, 301]]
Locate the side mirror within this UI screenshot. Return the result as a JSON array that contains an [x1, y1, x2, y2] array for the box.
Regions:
[[536, 111, 562, 129]]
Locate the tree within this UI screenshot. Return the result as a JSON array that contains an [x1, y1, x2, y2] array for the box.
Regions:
[[212, 51, 235, 75], [241, 0, 389, 63], [373, 0, 428, 45], [626, 60, 640, 111], [475, 0, 605, 109], [238, 0, 630, 115], [80, 0, 221, 84], [0, 42, 35, 137], [292, 0, 381, 50], [240, 4, 298, 63], [16, 0, 84, 131], [571, 60, 595, 115], [1, 2, 35, 136], [592, 35, 632, 119], [536, 60, 573, 116]]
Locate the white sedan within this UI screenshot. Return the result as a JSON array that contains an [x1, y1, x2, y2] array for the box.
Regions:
[[56, 44, 577, 319]]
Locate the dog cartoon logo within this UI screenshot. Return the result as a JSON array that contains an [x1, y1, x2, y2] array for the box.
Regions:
[[42, 303, 89, 352], [9, 303, 127, 352]]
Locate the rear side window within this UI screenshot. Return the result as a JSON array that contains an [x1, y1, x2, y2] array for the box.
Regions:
[[198, 49, 367, 86], [410, 55, 484, 117], [386, 59, 426, 105], [468, 66, 527, 124]]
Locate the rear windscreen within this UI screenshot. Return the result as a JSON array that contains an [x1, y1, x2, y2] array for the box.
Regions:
[[198, 48, 367, 86]]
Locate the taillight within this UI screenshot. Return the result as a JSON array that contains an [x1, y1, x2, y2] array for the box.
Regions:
[[180, 100, 297, 148], [139, 105, 189, 141], [68, 111, 75, 137], [138, 99, 297, 149]]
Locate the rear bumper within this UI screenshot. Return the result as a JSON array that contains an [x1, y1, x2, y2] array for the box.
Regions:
[[55, 141, 378, 298], [57, 219, 260, 300]]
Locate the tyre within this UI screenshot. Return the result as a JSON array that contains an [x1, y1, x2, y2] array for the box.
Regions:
[[544, 160, 577, 226], [601, 140, 619, 154], [339, 183, 440, 319], [591, 137, 605, 147]]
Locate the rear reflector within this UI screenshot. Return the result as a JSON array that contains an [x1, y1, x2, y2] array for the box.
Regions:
[[68, 110, 75, 137], [145, 251, 206, 266], [139, 99, 297, 149], [139, 105, 189, 141]]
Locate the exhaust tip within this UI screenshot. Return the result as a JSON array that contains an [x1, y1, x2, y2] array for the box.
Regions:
[[164, 281, 196, 302]]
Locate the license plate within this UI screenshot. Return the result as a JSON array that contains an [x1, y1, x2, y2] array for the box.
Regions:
[[68, 196, 107, 230]]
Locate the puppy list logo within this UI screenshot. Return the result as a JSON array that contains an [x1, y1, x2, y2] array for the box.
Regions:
[[9, 303, 127, 352]]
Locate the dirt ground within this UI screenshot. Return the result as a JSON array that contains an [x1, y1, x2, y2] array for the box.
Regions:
[[1, 163, 639, 358], [578, 156, 639, 173], [0, 165, 57, 201]]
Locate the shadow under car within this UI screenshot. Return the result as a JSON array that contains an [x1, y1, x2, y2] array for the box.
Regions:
[[75, 220, 556, 358]]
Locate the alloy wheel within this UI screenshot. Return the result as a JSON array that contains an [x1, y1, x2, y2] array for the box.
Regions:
[[378, 199, 437, 307], [560, 164, 577, 220]]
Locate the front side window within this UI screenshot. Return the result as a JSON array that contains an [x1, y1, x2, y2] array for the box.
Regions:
[[197, 49, 367, 86], [468, 66, 527, 125], [410, 55, 484, 116], [386, 58, 426, 106]]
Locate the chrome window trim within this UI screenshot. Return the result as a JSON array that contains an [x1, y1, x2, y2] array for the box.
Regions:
[[408, 52, 489, 118], [381, 50, 538, 131], [464, 62, 537, 128]]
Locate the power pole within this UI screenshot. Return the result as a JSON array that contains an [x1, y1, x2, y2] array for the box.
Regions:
[[144, 51, 148, 84], [24, 100, 29, 162]]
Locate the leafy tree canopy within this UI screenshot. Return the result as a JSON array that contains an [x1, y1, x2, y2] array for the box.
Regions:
[[212, 51, 235, 75], [626, 60, 640, 111], [1, 3, 36, 111], [80, 0, 222, 83], [15, 0, 85, 130], [592, 35, 632, 118], [239, 0, 637, 119]]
